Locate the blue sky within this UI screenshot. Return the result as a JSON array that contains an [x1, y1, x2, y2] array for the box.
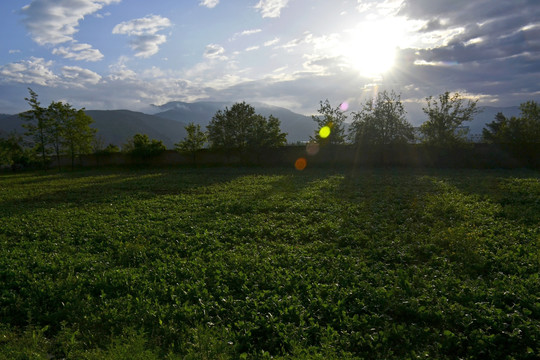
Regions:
[[1, 0, 539, 120]]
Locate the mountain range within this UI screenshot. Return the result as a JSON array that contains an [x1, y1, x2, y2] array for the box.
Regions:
[[0, 101, 523, 147]]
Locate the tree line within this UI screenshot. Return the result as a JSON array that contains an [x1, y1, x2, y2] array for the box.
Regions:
[[312, 91, 539, 148], [1, 88, 539, 169], [176, 91, 539, 154]]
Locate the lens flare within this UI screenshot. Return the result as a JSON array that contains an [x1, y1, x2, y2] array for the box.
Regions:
[[295, 157, 307, 171], [339, 102, 349, 111], [319, 126, 331, 139], [306, 142, 320, 156]]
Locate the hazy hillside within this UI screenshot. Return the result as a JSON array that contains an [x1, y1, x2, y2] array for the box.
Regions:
[[86, 110, 187, 148], [152, 101, 229, 126], [0, 114, 23, 135], [0, 110, 187, 148], [153, 101, 317, 143]]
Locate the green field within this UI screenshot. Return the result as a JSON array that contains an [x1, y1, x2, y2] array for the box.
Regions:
[[1, 166, 539, 359]]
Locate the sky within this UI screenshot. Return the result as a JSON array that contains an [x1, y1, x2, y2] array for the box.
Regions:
[[0, 0, 539, 122]]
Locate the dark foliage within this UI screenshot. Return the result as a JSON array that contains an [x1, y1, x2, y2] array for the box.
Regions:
[[207, 102, 287, 151], [123, 133, 167, 158]]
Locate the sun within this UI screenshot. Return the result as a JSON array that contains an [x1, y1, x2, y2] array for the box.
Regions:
[[341, 19, 404, 78]]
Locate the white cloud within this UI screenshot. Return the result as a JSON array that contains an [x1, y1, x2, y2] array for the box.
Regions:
[[276, 32, 318, 51], [356, 1, 375, 13], [375, 0, 404, 16], [199, 0, 219, 8], [255, 0, 290, 18], [52, 43, 104, 62], [130, 34, 168, 58], [203, 44, 227, 59], [107, 57, 137, 81], [231, 28, 262, 41], [240, 29, 263, 36], [61, 66, 102, 85], [0, 57, 58, 86], [246, 46, 260, 52], [21, 0, 120, 46], [264, 38, 280, 47], [141, 66, 166, 79], [0, 57, 103, 90], [112, 15, 172, 58], [414, 27, 466, 47], [9, 50, 21, 54], [95, 11, 111, 18], [357, 0, 404, 17], [112, 15, 171, 36]]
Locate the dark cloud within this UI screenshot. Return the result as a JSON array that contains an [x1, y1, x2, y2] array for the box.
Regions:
[[199, 0, 540, 112], [392, 0, 540, 107], [399, 0, 538, 25]]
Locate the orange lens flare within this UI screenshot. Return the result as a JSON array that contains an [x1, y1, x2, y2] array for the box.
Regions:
[[295, 157, 307, 171]]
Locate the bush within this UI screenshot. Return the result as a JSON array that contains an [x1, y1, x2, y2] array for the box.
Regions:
[[123, 134, 166, 158]]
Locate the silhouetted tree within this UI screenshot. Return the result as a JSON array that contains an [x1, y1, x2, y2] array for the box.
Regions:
[[0, 132, 34, 169], [483, 100, 540, 151], [248, 114, 287, 148], [62, 108, 96, 169], [47, 102, 65, 168], [311, 99, 347, 145], [102, 144, 120, 154], [19, 88, 53, 167], [483, 112, 511, 143], [124, 133, 166, 157], [420, 92, 480, 146], [207, 102, 286, 150], [175, 122, 207, 162], [517, 100, 540, 142], [350, 91, 414, 145]]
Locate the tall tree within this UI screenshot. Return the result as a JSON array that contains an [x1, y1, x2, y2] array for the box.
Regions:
[[350, 91, 414, 145], [61, 108, 96, 169], [311, 99, 347, 145], [517, 100, 540, 143], [207, 102, 287, 150], [175, 122, 207, 162], [47, 101, 68, 168], [19, 88, 53, 167], [420, 91, 480, 146]]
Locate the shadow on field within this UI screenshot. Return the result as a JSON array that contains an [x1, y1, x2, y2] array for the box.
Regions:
[[0, 172, 66, 186], [342, 167, 540, 225], [410, 168, 540, 225], [0, 167, 253, 218], [3, 166, 538, 226]]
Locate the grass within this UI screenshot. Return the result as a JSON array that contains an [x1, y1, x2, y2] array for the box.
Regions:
[[0, 166, 539, 359]]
